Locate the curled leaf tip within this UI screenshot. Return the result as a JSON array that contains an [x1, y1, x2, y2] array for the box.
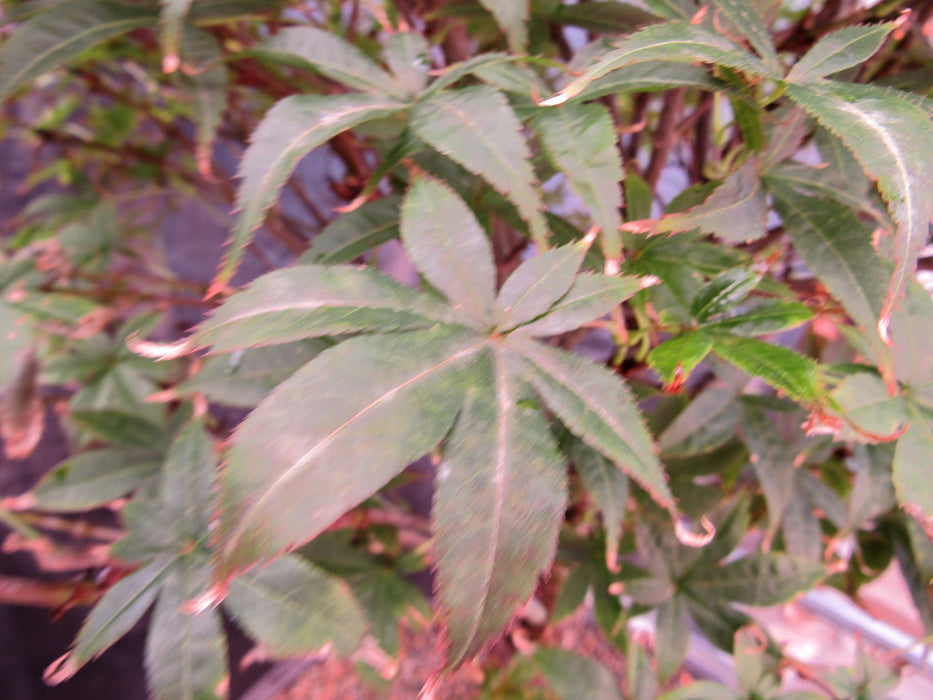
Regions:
[[43, 651, 78, 685], [877, 314, 893, 346], [674, 513, 715, 548], [126, 333, 191, 360]]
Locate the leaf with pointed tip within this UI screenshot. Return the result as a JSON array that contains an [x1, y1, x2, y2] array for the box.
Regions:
[[541, 21, 774, 105], [0, 0, 158, 102], [219, 94, 408, 288], [214, 327, 485, 580], [712, 0, 780, 73], [70, 556, 175, 671], [225, 554, 366, 655], [685, 553, 825, 606], [496, 244, 585, 331], [577, 61, 718, 101], [435, 348, 565, 666], [534, 103, 623, 257], [702, 298, 813, 336], [570, 439, 628, 568], [648, 332, 713, 386], [534, 647, 624, 700], [145, 558, 227, 700], [302, 197, 401, 265], [401, 178, 496, 325], [659, 386, 740, 457], [655, 595, 689, 682], [765, 161, 887, 223], [32, 448, 161, 512], [787, 23, 896, 83], [478, 0, 528, 53], [709, 334, 822, 404], [512, 274, 642, 337], [690, 266, 762, 322], [158, 0, 194, 71], [182, 28, 228, 172], [160, 420, 215, 542], [255, 26, 401, 97], [382, 32, 431, 97], [771, 187, 887, 336], [761, 105, 810, 169], [653, 158, 767, 243], [410, 86, 546, 246], [193, 265, 455, 353], [784, 81, 933, 339], [512, 337, 673, 508]]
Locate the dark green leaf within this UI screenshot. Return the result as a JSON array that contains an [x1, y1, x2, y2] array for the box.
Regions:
[[514, 337, 673, 508], [702, 297, 813, 336], [570, 439, 628, 568], [70, 409, 166, 449], [220, 94, 407, 288], [410, 86, 546, 246], [160, 419, 215, 542], [303, 196, 401, 265], [478, 0, 528, 53], [648, 332, 713, 387], [495, 244, 585, 331], [401, 177, 496, 325], [655, 595, 689, 682], [685, 553, 825, 606], [0, 0, 157, 101], [690, 266, 762, 322], [627, 639, 658, 700], [225, 554, 365, 655], [193, 265, 455, 353], [534, 647, 624, 700], [550, 1, 658, 33], [659, 386, 739, 456], [435, 348, 565, 666], [787, 23, 896, 83], [214, 327, 485, 580]]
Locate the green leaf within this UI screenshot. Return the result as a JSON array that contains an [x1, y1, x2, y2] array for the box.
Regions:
[[478, 0, 528, 53], [648, 332, 713, 387], [70, 408, 166, 448], [32, 448, 161, 511], [68, 557, 175, 672], [570, 439, 628, 569], [627, 639, 658, 700], [655, 595, 689, 682], [652, 158, 767, 243], [709, 334, 822, 404], [534, 647, 624, 700], [888, 278, 933, 386], [659, 681, 738, 700], [145, 559, 227, 700], [784, 81, 933, 339], [434, 348, 565, 666], [769, 185, 887, 331], [158, 0, 194, 72], [644, 0, 696, 20], [787, 23, 896, 83], [225, 554, 365, 655], [184, 32, 228, 176], [765, 160, 886, 222], [219, 94, 407, 288], [511, 273, 642, 337], [831, 373, 905, 440], [302, 196, 401, 265], [742, 403, 796, 545], [193, 265, 455, 353], [659, 386, 739, 456], [702, 298, 813, 336], [382, 32, 431, 97], [690, 266, 762, 322], [495, 244, 585, 331], [685, 553, 825, 606], [894, 401, 933, 517], [160, 419, 215, 542], [255, 26, 401, 97], [712, 0, 780, 73], [534, 103, 623, 256], [401, 177, 496, 325], [345, 567, 428, 656], [540, 21, 774, 106], [410, 86, 546, 247], [576, 61, 718, 101], [214, 327, 485, 580], [0, 0, 157, 101], [512, 337, 673, 508]]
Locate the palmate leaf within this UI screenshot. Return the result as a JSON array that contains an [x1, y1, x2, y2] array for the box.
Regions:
[[192, 265, 457, 353], [787, 23, 896, 84], [539, 20, 774, 106], [0, 0, 157, 101], [684, 553, 825, 606], [217, 94, 408, 289], [478, 0, 528, 53], [254, 26, 403, 99], [410, 86, 547, 246], [401, 178, 496, 325], [534, 103, 624, 257], [435, 348, 565, 666], [145, 557, 227, 700], [213, 326, 486, 581], [784, 81, 933, 340]]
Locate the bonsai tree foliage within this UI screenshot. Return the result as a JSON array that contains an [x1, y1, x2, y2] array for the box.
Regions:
[[0, 0, 932, 697]]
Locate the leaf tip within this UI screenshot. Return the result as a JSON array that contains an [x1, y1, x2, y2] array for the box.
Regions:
[[162, 54, 180, 74], [674, 513, 715, 548], [43, 651, 78, 686], [538, 92, 569, 107]]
